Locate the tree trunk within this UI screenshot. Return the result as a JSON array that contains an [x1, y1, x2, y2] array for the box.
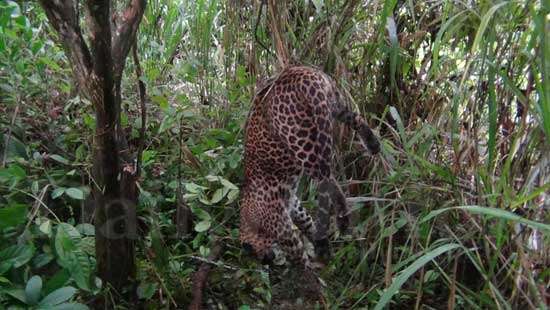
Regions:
[[39, 0, 146, 297]]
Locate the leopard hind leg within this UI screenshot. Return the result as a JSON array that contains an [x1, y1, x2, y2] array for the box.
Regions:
[[287, 181, 316, 242], [312, 176, 350, 261], [276, 208, 313, 269]]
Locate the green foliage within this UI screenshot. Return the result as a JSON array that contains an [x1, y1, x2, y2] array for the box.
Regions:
[[54, 223, 94, 292], [374, 243, 461, 310], [2, 275, 87, 309], [0, 244, 35, 274], [1, 0, 548, 308]]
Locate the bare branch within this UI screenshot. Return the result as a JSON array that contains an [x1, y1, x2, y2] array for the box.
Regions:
[[38, 0, 92, 88], [112, 0, 147, 77], [189, 242, 225, 310], [132, 40, 147, 176]]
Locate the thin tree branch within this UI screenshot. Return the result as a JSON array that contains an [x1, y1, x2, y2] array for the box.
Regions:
[[253, 0, 274, 56], [38, 0, 92, 90], [1, 99, 20, 167], [132, 40, 146, 176], [189, 242, 225, 310], [112, 0, 147, 77]]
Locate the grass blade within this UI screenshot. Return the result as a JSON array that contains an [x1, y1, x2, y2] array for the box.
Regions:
[[374, 243, 461, 310], [421, 205, 550, 233], [534, 2, 550, 143]]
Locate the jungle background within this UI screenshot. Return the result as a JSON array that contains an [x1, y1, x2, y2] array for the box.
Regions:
[[0, 0, 549, 309]]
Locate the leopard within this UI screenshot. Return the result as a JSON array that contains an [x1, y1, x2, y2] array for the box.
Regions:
[[239, 65, 380, 269]]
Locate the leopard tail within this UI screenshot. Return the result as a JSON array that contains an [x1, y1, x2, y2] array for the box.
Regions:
[[331, 85, 380, 154]]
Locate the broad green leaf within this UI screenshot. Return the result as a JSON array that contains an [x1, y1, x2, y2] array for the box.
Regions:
[[194, 220, 211, 232], [76, 223, 95, 236], [67, 253, 92, 292], [83, 114, 95, 130], [0, 244, 34, 274], [39, 287, 77, 306], [39, 220, 52, 235], [51, 188, 66, 199], [79, 237, 95, 256], [5, 288, 28, 304], [65, 188, 85, 200], [0, 203, 27, 229], [33, 253, 54, 269], [158, 115, 176, 134], [205, 175, 220, 182], [43, 269, 71, 296], [191, 207, 211, 222], [44, 303, 89, 310], [220, 177, 238, 190], [39, 56, 61, 71], [25, 275, 42, 305], [55, 224, 91, 291], [374, 244, 461, 310], [141, 150, 156, 163], [150, 229, 169, 272], [55, 223, 81, 260], [1, 133, 27, 160], [137, 282, 157, 300], [199, 245, 210, 257], [49, 154, 70, 165], [120, 111, 129, 127], [151, 95, 169, 110], [185, 182, 208, 193], [32, 180, 39, 194], [12, 165, 25, 179], [225, 189, 239, 205], [5, 164, 26, 179], [210, 187, 228, 204]]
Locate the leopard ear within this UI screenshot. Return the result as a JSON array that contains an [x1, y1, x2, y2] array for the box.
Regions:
[[242, 242, 254, 255]]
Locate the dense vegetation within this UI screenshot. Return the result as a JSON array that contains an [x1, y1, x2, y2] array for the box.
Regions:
[[0, 0, 548, 309]]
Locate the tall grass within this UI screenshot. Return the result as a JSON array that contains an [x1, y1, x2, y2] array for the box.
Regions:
[[126, 0, 550, 307], [3, 0, 548, 308]]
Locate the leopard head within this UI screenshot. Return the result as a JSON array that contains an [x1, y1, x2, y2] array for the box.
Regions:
[[239, 194, 275, 264]]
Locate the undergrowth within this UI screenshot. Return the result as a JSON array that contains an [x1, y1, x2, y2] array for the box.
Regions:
[[0, 0, 548, 309]]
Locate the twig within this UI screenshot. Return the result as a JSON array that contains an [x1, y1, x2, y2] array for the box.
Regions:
[[132, 40, 146, 176], [15, 187, 61, 223], [189, 242, 225, 310], [144, 250, 178, 308], [447, 256, 459, 310], [253, 0, 275, 57], [24, 184, 53, 232], [187, 255, 239, 271], [2, 100, 21, 167], [175, 98, 194, 237]]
